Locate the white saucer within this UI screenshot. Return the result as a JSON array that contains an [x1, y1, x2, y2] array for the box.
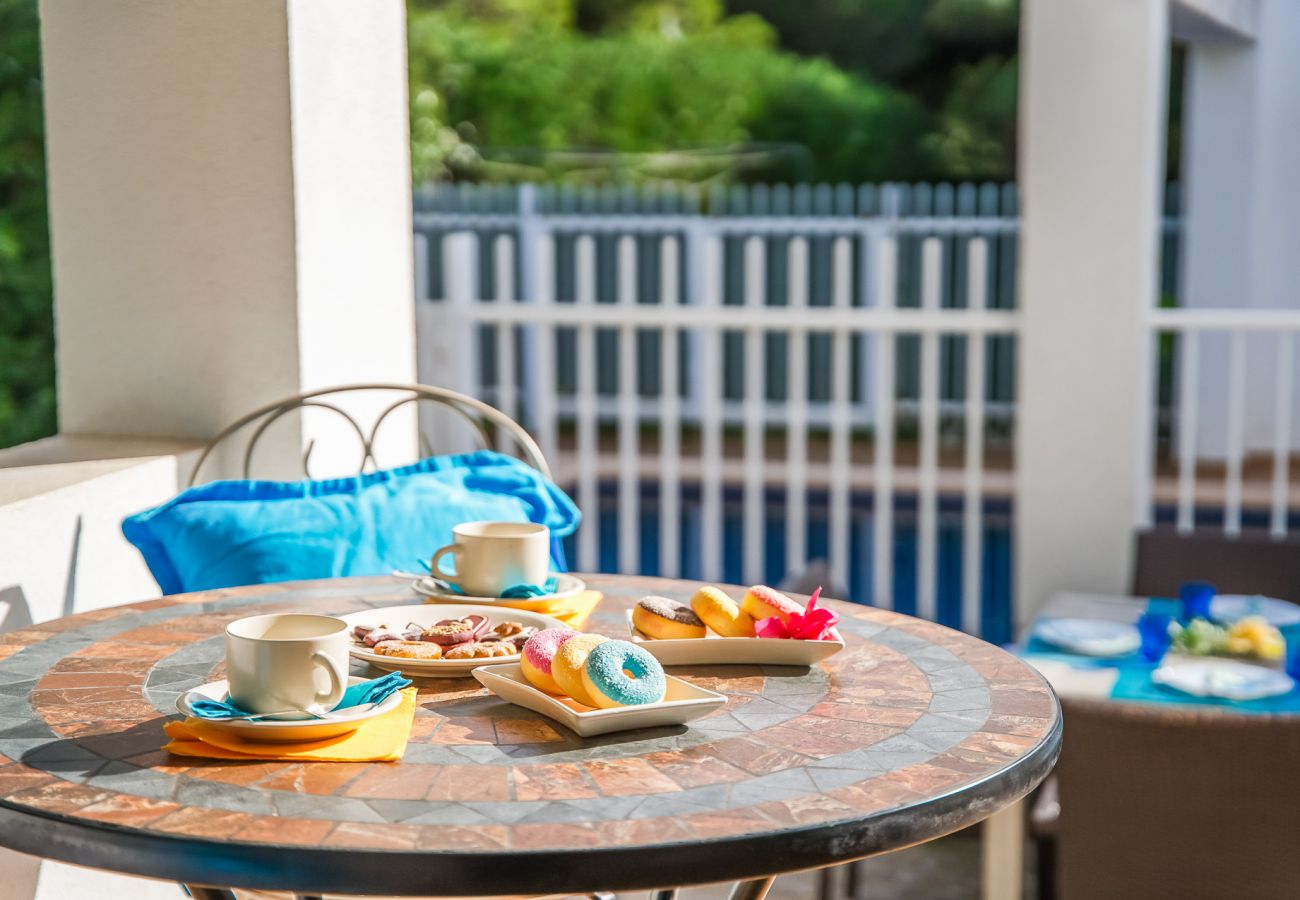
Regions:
[[1210, 595, 1300, 628], [1032, 618, 1141, 657], [339, 604, 567, 677], [176, 676, 403, 742], [1152, 659, 1295, 701], [473, 663, 725, 737], [625, 611, 844, 666], [411, 573, 586, 606]]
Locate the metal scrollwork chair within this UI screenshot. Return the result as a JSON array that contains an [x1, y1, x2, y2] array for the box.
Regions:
[[187, 382, 550, 487]]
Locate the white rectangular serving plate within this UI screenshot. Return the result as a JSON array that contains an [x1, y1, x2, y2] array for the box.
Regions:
[[472, 663, 726, 737], [625, 611, 843, 666]]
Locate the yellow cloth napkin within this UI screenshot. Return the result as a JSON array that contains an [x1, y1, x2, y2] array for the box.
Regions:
[[429, 589, 603, 630], [162, 687, 417, 762]]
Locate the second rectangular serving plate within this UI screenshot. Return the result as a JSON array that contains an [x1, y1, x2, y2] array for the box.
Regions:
[[625, 611, 844, 666], [472, 663, 726, 737]]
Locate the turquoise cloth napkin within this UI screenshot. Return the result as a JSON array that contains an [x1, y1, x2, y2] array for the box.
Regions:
[[441, 575, 560, 599], [185, 672, 412, 720]]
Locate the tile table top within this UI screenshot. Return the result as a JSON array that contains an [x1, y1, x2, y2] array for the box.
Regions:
[[0, 575, 1060, 895]]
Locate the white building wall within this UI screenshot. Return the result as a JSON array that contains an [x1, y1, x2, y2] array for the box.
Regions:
[[1181, 0, 1300, 457]]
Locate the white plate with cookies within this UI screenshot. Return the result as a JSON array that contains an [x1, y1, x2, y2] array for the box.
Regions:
[[340, 604, 567, 678]]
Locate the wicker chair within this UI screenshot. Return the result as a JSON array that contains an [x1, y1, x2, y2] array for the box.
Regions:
[[1132, 527, 1300, 600], [1047, 698, 1300, 899]]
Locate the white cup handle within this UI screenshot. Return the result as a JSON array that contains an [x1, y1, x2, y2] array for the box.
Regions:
[[430, 543, 462, 583], [312, 651, 346, 710]]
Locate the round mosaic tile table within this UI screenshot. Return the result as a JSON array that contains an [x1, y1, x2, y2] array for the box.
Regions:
[[0, 575, 1060, 897]]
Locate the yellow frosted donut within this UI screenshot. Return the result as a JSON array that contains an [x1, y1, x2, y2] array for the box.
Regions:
[[633, 596, 706, 639], [690, 586, 755, 637], [742, 585, 805, 624], [552, 633, 609, 707]]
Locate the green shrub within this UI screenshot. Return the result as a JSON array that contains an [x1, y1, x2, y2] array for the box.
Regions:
[[0, 0, 55, 449]]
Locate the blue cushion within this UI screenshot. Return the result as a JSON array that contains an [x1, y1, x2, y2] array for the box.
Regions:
[[122, 451, 580, 595]]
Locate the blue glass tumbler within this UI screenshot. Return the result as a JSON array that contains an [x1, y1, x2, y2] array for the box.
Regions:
[[1137, 612, 1174, 663], [1179, 581, 1216, 622]]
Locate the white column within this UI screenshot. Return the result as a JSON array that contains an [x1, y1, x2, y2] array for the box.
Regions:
[[1016, 0, 1169, 624], [1182, 0, 1300, 457], [39, 0, 417, 479]]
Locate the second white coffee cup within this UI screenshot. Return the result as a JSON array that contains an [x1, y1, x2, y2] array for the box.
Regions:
[[431, 521, 551, 597], [225, 613, 350, 716]]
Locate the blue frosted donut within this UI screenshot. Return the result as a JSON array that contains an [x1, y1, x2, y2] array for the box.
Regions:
[[579, 639, 667, 708]]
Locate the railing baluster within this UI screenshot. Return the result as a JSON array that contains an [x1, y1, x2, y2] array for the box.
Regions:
[[575, 235, 599, 570], [494, 235, 517, 447], [873, 234, 897, 610], [531, 232, 557, 466], [917, 237, 941, 622], [659, 237, 682, 578], [1225, 330, 1246, 537], [700, 230, 724, 581], [1176, 330, 1199, 534], [743, 236, 766, 585], [786, 238, 809, 579], [829, 236, 853, 592], [1271, 332, 1293, 539], [962, 238, 987, 637], [617, 236, 640, 574]]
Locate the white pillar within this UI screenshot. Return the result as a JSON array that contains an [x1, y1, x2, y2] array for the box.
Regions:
[[1182, 0, 1300, 458], [1016, 0, 1170, 623], [39, 0, 417, 479]]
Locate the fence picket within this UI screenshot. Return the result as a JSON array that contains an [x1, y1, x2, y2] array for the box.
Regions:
[[617, 236, 640, 574], [963, 239, 988, 637], [786, 238, 809, 579], [873, 235, 898, 610], [1176, 331, 1199, 534], [917, 238, 942, 622], [699, 231, 724, 581], [1271, 333, 1293, 538], [575, 236, 600, 570], [829, 236, 853, 592], [743, 236, 766, 585], [660, 237, 682, 578], [493, 236, 517, 441], [1225, 331, 1246, 537]]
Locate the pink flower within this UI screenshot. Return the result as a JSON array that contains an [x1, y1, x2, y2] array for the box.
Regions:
[[754, 587, 842, 641]]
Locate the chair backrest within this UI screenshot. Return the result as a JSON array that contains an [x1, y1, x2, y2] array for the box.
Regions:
[[1132, 527, 1300, 600], [1054, 698, 1300, 900], [188, 382, 549, 487]]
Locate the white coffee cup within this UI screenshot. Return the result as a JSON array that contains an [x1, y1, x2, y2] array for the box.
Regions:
[[225, 613, 349, 716], [430, 521, 551, 597]]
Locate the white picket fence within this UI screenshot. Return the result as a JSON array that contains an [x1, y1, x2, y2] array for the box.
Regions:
[[411, 181, 1300, 641], [1147, 309, 1300, 539]]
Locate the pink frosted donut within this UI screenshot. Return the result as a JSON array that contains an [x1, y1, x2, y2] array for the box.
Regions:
[[520, 627, 576, 694], [741, 585, 806, 624]]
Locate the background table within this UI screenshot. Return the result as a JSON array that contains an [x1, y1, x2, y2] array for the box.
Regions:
[[1023, 591, 1300, 709], [0, 575, 1060, 897]]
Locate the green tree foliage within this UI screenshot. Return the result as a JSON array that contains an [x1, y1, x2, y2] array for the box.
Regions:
[[726, 0, 1019, 178], [0, 0, 55, 449], [408, 3, 934, 184]]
